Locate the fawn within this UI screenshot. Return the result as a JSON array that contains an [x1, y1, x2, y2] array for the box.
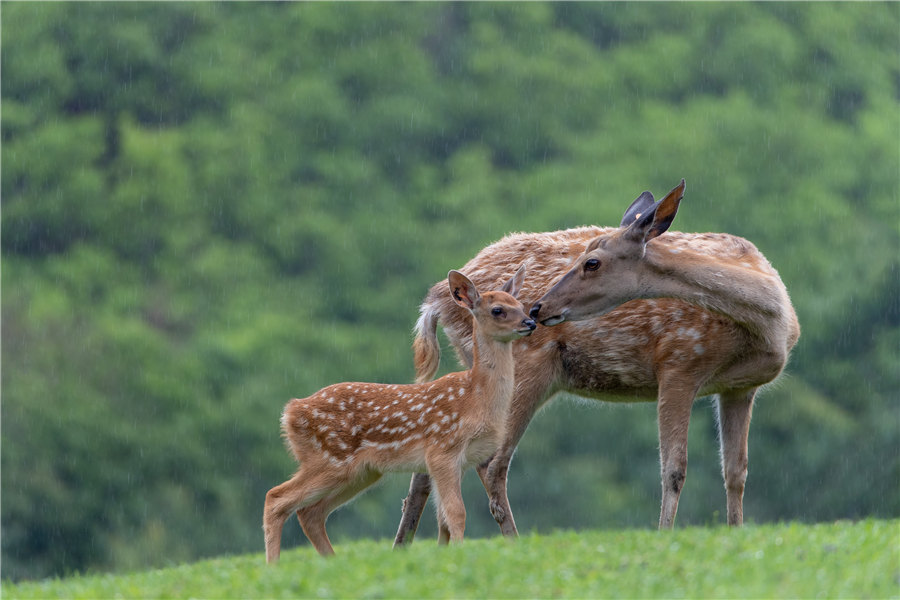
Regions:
[[394, 180, 799, 545], [263, 266, 535, 561]]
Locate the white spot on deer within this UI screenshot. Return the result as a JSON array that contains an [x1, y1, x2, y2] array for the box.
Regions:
[[694, 344, 705, 355], [410, 403, 425, 412], [327, 397, 335, 404]]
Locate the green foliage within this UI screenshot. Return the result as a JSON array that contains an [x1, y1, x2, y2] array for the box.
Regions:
[[2, 2, 898, 581], [3, 521, 898, 599]]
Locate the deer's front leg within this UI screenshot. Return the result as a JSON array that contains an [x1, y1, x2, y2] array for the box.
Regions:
[[476, 449, 517, 536], [656, 381, 698, 529], [393, 472, 432, 547], [477, 365, 555, 537]]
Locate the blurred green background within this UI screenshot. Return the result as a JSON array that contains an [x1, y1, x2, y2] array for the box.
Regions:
[[2, 2, 898, 582]]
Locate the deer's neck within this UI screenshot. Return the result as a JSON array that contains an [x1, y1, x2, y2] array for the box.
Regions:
[[468, 324, 516, 423], [640, 243, 796, 350]]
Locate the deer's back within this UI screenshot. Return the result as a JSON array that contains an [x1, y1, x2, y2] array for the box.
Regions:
[[423, 227, 775, 399]]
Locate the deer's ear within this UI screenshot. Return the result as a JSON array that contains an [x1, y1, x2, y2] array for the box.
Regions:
[[619, 191, 656, 227], [500, 264, 526, 299], [624, 179, 685, 243], [448, 270, 480, 310]]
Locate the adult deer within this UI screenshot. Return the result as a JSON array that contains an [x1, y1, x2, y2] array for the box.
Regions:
[[264, 267, 535, 561], [394, 180, 799, 544]]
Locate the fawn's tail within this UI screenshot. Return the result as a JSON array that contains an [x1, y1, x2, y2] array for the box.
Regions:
[[412, 304, 441, 383]]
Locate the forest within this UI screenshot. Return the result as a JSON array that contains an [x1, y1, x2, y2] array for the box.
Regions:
[[2, 2, 898, 582]]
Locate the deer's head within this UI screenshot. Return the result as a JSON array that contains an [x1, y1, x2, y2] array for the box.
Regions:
[[531, 180, 685, 326]]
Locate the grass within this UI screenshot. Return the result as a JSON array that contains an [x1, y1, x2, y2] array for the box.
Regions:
[[3, 519, 898, 599]]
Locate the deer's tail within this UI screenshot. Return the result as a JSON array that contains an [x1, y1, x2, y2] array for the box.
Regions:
[[412, 304, 441, 383]]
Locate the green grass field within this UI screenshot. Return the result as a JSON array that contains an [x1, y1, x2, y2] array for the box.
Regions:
[[4, 519, 897, 599]]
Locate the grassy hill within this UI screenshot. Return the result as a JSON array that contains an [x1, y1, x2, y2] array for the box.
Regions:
[[4, 519, 897, 599]]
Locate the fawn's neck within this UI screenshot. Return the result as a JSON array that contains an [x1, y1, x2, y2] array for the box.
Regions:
[[640, 243, 798, 350], [468, 322, 516, 423]]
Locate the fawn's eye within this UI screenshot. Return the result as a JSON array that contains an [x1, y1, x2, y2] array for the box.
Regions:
[[491, 307, 503, 317], [584, 258, 601, 272]]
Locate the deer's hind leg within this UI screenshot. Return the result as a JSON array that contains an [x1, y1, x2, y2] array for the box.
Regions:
[[716, 388, 756, 526]]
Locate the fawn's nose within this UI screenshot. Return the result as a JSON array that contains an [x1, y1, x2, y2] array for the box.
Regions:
[[529, 303, 542, 321], [523, 318, 537, 331]]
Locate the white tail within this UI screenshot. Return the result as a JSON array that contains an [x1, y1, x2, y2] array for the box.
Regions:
[[394, 181, 799, 544], [263, 266, 534, 561]]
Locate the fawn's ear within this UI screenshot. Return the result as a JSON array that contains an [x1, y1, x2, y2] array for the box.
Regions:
[[499, 263, 526, 299], [624, 179, 685, 244], [448, 270, 480, 310], [619, 191, 656, 227]]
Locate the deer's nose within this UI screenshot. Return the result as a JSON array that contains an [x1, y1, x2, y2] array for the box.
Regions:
[[529, 303, 542, 321], [523, 318, 537, 331]]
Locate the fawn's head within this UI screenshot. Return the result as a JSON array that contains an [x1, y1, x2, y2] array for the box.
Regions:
[[448, 265, 536, 342], [531, 179, 685, 325]]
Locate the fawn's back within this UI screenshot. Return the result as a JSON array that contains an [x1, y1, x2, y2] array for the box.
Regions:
[[282, 371, 492, 472]]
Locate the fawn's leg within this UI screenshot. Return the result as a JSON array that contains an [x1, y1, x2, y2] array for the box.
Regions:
[[427, 454, 466, 543], [435, 500, 451, 545], [392, 472, 432, 547], [296, 499, 334, 556], [656, 378, 699, 529], [297, 469, 383, 556], [263, 467, 333, 563], [717, 388, 756, 526]]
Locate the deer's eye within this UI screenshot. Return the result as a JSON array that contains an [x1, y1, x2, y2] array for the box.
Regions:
[[584, 258, 601, 272], [491, 307, 503, 317]]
